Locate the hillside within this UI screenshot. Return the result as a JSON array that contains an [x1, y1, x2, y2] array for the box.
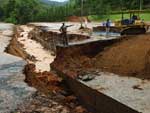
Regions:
[[40, 0, 67, 6], [0, 0, 8, 5], [0, 0, 67, 6]]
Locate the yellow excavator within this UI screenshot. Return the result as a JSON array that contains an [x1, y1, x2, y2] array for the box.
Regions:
[[115, 10, 149, 35], [93, 10, 149, 36]]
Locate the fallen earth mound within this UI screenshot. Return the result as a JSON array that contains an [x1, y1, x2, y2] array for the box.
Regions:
[[94, 34, 150, 79]]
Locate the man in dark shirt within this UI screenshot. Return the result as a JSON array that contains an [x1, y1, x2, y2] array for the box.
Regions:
[[59, 23, 73, 46], [106, 19, 110, 36]]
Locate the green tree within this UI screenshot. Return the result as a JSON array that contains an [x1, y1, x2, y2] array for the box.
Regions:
[[0, 6, 4, 20]]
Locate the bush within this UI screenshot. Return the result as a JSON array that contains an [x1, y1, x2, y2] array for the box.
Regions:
[[4, 17, 17, 24]]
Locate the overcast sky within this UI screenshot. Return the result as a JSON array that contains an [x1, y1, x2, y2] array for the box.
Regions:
[[49, 0, 68, 2]]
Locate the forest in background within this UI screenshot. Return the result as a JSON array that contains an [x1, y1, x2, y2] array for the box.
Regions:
[[0, 0, 150, 24]]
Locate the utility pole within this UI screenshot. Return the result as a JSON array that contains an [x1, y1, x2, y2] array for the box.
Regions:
[[80, 0, 84, 28], [140, 0, 143, 10], [81, 0, 83, 17], [120, 0, 124, 20]]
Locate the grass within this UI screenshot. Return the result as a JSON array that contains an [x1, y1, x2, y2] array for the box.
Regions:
[[89, 13, 150, 22]]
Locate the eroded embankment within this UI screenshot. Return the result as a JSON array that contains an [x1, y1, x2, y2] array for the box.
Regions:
[[5, 25, 64, 94], [0, 23, 38, 113], [52, 34, 150, 80], [5, 26, 30, 60], [28, 24, 90, 52], [51, 39, 119, 79], [6, 25, 90, 113]]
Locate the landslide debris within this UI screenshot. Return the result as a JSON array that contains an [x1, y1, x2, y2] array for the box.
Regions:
[[24, 64, 62, 94]]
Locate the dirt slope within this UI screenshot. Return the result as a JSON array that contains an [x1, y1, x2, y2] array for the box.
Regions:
[[94, 34, 150, 79]]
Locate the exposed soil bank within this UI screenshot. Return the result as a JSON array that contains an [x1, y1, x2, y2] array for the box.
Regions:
[[28, 24, 90, 53], [52, 34, 150, 80], [23, 64, 91, 113], [5, 26, 30, 59], [94, 34, 150, 79], [51, 39, 120, 79], [5, 25, 91, 113], [24, 64, 62, 94]]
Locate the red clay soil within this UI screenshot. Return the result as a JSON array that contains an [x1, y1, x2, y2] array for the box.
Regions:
[[67, 16, 90, 22], [94, 34, 150, 79], [24, 64, 63, 94], [24, 64, 91, 113], [51, 45, 95, 79]]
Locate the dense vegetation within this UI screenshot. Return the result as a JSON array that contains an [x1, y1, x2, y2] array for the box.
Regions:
[[0, 0, 150, 24], [0, 0, 73, 24]]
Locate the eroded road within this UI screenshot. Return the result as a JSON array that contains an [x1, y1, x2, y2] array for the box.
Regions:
[[0, 23, 36, 113], [0, 24, 90, 113]]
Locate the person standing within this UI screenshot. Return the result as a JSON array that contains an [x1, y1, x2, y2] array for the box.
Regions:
[[106, 19, 111, 36], [59, 23, 73, 46]]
